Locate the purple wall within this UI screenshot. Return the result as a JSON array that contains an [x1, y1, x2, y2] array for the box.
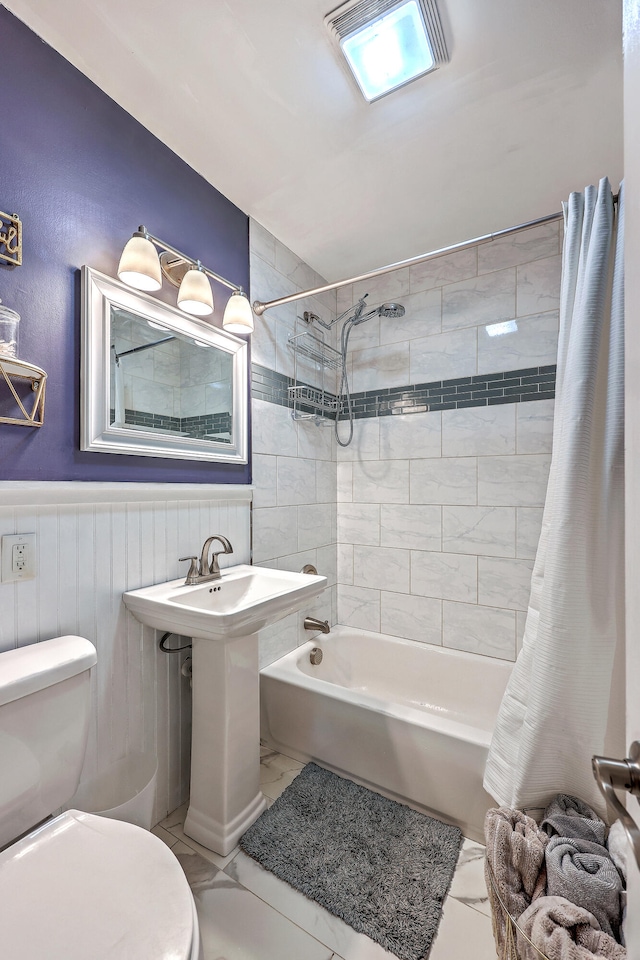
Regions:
[[0, 9, 250, 483]]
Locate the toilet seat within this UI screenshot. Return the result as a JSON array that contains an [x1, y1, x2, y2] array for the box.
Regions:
[[0, 810, 199, 960]]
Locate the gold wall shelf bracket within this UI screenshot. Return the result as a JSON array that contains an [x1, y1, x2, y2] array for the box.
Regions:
[[0, 358, 47, 427], [0, 211, 22, 266]]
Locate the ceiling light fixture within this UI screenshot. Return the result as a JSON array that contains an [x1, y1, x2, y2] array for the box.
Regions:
[[117, 227, 253, 334], [326, 0, 449, 102]]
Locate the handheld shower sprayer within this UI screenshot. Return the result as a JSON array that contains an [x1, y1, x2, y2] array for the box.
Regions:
[[301, 293, 406, 445], [335, 295, 406, 447]]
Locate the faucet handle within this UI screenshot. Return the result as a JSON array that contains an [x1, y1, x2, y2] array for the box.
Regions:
[[179, 556, 199, 584]]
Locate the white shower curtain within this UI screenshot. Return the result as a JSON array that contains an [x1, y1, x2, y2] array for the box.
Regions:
[[484, 178, 625, 815]]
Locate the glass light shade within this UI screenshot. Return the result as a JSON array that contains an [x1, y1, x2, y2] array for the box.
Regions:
[[341, 0, 435, 101], [177, 267, 214, 316], [222, 291, 254, 334], [117, 235, 162, 291]]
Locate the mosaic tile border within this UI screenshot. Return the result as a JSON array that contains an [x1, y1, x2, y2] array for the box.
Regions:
[[251, 363, 556, 420]]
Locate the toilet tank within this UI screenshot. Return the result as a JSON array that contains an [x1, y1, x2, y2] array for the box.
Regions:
[[0, 636, 97, 849]]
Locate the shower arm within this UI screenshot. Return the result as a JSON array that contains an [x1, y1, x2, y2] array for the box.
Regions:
[[305, 295, 369, 330]]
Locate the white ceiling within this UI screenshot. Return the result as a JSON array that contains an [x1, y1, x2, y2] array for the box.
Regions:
[[5, 0, 623, 282]]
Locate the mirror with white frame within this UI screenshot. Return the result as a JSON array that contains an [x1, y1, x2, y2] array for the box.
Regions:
[[81, 266, 248, 462]]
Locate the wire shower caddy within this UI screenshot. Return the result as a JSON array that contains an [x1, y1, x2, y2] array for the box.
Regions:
[[288, 327, 342, 423]]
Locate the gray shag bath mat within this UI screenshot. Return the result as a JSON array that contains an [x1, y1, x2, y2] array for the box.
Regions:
[[240, 763, 462, 960]]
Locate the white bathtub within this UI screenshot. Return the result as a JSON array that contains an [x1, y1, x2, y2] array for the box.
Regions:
[[260, 626, 512, 842]]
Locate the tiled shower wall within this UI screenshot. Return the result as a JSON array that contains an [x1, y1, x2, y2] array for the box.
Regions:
[[336, 222, 562, 660], [0, 485, 251, 825], [250, 219, 561, 664], [250, 220, 338, 667]]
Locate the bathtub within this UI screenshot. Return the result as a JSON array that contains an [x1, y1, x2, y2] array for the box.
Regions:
[[260, 626, 513, 842]]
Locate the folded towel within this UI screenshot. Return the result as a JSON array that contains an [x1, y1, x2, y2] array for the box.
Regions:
[[484, 807, 548, 956], [545, 836, 623, 940], [516, 896, 626, 960], [607, 821, 627, 883], [541, 794, 607, 846]]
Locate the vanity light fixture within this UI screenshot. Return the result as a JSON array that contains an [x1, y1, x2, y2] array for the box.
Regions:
[[117, 226, 253, 333], [176, 263, 214, 316], [222, 291, 255, 334], [325, 0, 449, 102]]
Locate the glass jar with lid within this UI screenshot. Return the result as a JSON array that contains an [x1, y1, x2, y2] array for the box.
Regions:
[[0, 300, 20, 359]]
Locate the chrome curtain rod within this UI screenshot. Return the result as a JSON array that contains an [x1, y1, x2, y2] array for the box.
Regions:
[[252, 194, 618, 317]]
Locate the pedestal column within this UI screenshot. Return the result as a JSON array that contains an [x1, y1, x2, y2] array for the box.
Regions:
[[184, 632, 266, 855]]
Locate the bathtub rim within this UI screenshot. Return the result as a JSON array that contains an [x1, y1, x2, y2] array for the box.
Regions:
[[261, 625, 512, 750]]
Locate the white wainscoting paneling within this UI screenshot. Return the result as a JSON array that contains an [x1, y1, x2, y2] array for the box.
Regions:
[[0, 483, 251, 825]]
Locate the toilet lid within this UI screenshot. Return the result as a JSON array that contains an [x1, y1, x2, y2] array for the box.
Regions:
[[0, 810, 195, 960]]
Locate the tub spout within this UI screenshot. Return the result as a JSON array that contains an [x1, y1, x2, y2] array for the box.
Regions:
[[304, 616, 330, 634]]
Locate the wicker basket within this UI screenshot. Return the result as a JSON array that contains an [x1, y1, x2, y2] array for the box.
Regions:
[[485, 858, 552, 960]]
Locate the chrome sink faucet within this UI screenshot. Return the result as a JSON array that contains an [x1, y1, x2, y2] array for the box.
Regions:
[[179, 535, 234, 585]]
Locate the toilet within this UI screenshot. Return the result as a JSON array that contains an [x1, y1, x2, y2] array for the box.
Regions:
[[0, 635, 202, 960]]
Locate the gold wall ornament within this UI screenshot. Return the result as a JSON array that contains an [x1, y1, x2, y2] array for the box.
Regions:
[[0, 357, 46, 427], [0, 211, 22, 266]]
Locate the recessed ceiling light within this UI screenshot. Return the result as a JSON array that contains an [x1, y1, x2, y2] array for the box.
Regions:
[[326, 0, 449, 102]]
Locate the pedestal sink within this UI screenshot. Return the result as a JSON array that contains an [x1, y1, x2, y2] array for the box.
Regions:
[[123, 564, 326, 854]]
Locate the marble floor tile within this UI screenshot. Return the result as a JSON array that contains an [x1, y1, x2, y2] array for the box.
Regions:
[[159, 799, 188, 832], [225, 852, 397, 960], [448, 838, 492, 918], [194, 872, 334, 960], [173, 841, 219, 889], [151, 824, 179, 849], [429, 895, 497, 960], [259, 751, 304, 800]]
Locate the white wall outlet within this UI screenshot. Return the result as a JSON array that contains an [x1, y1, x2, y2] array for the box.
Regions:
[[1, 533, 37, 582]]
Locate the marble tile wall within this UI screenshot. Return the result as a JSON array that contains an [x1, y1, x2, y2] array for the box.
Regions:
[[116, 325, 233, 424], [251, 219, 561, 663], [337, 221, 562, 393], [336, 222, 562, 661], [115, 329, 182, 419], [250, 220, 338, 667]]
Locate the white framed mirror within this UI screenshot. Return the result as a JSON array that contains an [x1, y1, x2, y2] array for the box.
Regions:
[[81, 266, 248, 463]]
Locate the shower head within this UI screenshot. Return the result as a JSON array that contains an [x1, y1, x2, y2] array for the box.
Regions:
[[341, 296, 406, 327], [377, 302, 405, 319]]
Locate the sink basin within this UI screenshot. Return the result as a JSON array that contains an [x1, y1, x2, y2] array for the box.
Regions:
[[123, 563, 327, 639]]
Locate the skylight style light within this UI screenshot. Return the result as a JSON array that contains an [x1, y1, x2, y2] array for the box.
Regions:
[[326, 0, 449, 103], [341, 1, 434, 101]]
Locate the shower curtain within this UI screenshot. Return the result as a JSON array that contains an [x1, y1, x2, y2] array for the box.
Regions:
[[484, 178, 625, 815]]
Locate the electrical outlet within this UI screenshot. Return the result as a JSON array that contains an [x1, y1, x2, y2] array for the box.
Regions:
[[1, 534, 36, 582]]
